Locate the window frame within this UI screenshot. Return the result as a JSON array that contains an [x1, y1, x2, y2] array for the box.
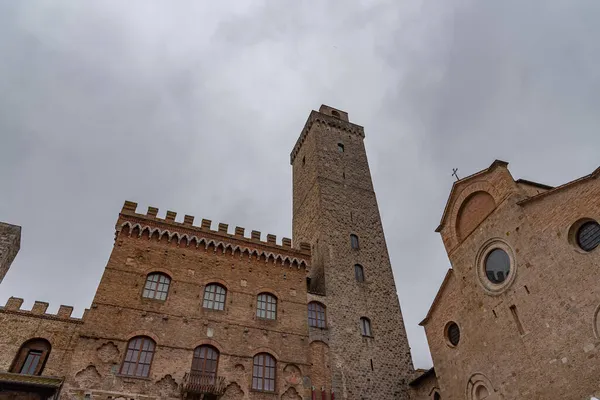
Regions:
[[191, 345, 219, 382], [354, 264, 365, 282], [202, 283, 227, 311], [252, 353, 276, 392], [142, 272, 171, 301], [10, 339, 51, 376], [445, 321, 460, 347], [576, 220, 600, 252], [256, 293, 277, 320], [360, 317, 372, 337], [119, 336, 156, 378], [350, 234, 360, 249], [308, 302, 327, 328]]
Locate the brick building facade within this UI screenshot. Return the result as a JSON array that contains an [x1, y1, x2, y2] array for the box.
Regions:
[[411, 161, 600, 400], [0, 106, 415, 400]]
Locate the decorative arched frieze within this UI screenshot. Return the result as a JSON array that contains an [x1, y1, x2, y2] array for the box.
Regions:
[[118, 221, 309, 267]]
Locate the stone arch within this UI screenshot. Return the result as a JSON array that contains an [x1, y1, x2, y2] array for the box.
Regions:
[[281, 386, 302, 400], [466, 373, 495, 400], [221, 382, 244, 400], [447, 180, 502, 249], [143, 266, 175, 280], [125, 330, 160, 344], [191, 338, 225, 354], [456, 191, 496, 241], [251, 347, 280, 361]]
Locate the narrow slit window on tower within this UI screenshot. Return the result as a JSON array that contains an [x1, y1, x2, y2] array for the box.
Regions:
[[350, 234, 359, 249], [338, 143, 344, 152], [510, 305, 525, 335], [360, 317, 372, 337], [354, 264, 365, 282], [302, 156, 306, 166]]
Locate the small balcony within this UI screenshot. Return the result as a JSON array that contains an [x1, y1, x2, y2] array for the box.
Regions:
[[181, 372, 226, 398]]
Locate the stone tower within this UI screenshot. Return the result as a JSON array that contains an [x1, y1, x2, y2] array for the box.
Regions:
[[291, 105, 414, 399], [0, 221, 21, 284]]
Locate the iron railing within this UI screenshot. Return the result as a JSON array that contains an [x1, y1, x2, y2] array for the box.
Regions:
[[181, 372, 226, 396]]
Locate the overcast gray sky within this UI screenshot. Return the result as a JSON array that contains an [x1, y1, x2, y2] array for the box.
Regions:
[[1, 1, 599, 368]]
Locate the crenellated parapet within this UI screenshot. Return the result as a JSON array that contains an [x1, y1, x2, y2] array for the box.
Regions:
[[290, 106, 365, 164], [0, 297, 86, 324], [117, 201, 311, 268]]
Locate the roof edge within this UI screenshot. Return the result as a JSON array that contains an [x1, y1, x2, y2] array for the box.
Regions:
[[420, 268, 453, 326], [436, 160, 509, 232], [517, 165, 600, 206], [408, 367, 436, 387]]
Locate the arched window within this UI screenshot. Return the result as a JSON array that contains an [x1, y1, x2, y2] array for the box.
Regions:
[[308, 302, 326, 328], [203, 284, 227, 310], [191, 345, 219, 383], [338, 143, 345, 153], [256, 293, 277, 320], [120, 336, 155, 377], [350, 234, 359, 249], [360, 317, 372, 337], [252, 353, 276, 392], [10, 339, 51, 375], [434, 392, 441, 400], [143, 273, 171, 301], [354, 264, 365, 282]]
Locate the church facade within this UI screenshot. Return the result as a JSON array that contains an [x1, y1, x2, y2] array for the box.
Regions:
[[0, 106, 415, 400], [411, 160, 600, 400]]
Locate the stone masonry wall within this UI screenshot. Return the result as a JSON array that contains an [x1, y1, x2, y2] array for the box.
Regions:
[[0, 222, 21, 284], [59, 208, 317, 400], [424, 165, 600, 400], [292, 106, 414, 399], [0, 297, 83, 377]]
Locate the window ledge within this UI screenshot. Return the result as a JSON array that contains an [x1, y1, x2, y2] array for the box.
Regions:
[[115, 374, 152, 381], [140, 298, 167, 304], [250, 389, 278, 395], [256, 317, 277, 323]]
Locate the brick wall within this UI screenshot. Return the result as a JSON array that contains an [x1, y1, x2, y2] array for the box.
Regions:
[[422, 163, 600, 399]]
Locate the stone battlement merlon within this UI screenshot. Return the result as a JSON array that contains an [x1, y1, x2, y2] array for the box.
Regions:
[[0, 297, 86, 324], [118, 201, 311, 265], [290, 105, 365, 164]]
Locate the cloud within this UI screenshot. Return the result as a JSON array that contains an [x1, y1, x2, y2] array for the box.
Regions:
[[1, 0, 599, 369]]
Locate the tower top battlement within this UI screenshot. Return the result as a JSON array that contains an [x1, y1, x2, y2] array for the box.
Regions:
[[290, 105, 364, 164]]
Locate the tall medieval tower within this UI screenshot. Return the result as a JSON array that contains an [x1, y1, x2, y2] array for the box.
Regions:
[[291, 105, 414, 399]]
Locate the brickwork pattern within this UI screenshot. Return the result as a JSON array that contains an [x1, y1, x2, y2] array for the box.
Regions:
[[422, 163, 600, 400], [292, 106, 414, 399], [0, 106, 415, 400]]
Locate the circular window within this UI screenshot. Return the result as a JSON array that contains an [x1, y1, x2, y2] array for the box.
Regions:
[[485, 248, 510, 284], [445, 322, 460, 347], [577, 221, 600, 252], [476, 239, 516, 294]]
